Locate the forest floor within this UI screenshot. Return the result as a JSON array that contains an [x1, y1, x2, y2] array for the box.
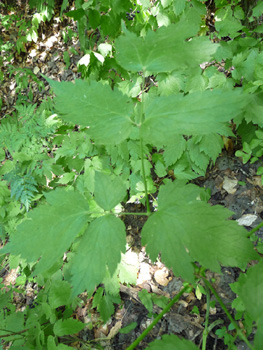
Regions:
[[1, 3, 262, 350]]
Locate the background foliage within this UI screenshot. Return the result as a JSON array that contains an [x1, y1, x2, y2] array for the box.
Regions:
[[0, 0, 263, 349]]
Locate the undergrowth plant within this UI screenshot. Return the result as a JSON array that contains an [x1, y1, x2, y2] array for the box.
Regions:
[[1, 1, 263, 350]]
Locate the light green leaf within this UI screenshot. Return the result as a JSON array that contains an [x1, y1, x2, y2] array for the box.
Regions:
[[173, 0, 186, 16], [118, 251, 138, 285], [157, 71, 184, 96], [0, 149, 5, 161], [156, 11, 170, 27], [197, 134, 224, 162], [163, 136, 186, 167], [115, 18, 216, 74], [187, 139, 210, 171], [57, 172, 75, 184], [98, 43, 112, 56], [252, 1, 263, 18], [70, 215, 126, 295], [54, 318, 85, 336], [119, 321, 137, 334], [2, 189, 89, 274], [94, 171, 126, 210], [141, 181, 258, 282], [92, 287, 120, 322], [45, 78, 134, 144], [47, 335, 57, 350], [49, 280, 72, 309], [146, 334, 199, 349], [215, 7, 243, 38], [185, 73, 206, 93], [161, 0, 172, 8], [155, 161, 167, 178], [141, 89, 247, 144], [138, 289, 153, 313], [97, 292, 118, 322]]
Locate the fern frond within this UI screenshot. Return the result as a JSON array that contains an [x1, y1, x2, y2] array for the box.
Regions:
[[4, 169, 38, 211]]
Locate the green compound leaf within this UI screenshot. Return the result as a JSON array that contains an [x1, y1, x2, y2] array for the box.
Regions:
[[54, 318, 85, 337], [94, 171, 126, 210], [141, 181, 258, 283], [146, 334, 199, 350], [69, 214, 126, 295], [141, 89, 246, 144], [46, 77, 134, 144], [115, 18, 217, 74], [2, 188, 89, 274]]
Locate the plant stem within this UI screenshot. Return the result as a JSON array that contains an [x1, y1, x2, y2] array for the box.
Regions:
[[126, 284, 191, 350], [139, 73, 151, 214], [119, 212, 150, 216], [247, 221, 263, 237], [202, 284, 211, 350], [202, 278, 255, 350], [140, 137, 151, 213]]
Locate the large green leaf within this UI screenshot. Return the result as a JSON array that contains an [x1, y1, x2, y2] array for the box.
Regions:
[[146, 334, 199, 350], [46, 78, 134, 144], [94, 171, 126, 210], [115, 18, 217, 74], [141, 181, 258, 282], [69, 214, 126, 295], [141, 89, 247, 144], [2, 188, 89, 274]]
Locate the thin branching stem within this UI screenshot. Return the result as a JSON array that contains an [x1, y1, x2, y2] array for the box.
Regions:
[[118, 212, 150, 216], [202, 284, 211, 350], [202, 277, 255, 350], [247, 220, 263, 237], [126, 284, 191, 350]]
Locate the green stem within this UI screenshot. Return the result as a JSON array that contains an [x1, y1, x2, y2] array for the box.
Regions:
[[126, 284, 191, 350], [140, 137, 151, 213], [202, 278, 255, 350], [119, 212, 150, 216], [247, 221, 263, 237], [139, 73, 151, 214], [202, 284, 211, 350]]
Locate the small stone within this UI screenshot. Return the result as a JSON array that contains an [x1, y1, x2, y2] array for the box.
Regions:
[[222, 176, 238, 194], [237, 214, 257, 227]]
